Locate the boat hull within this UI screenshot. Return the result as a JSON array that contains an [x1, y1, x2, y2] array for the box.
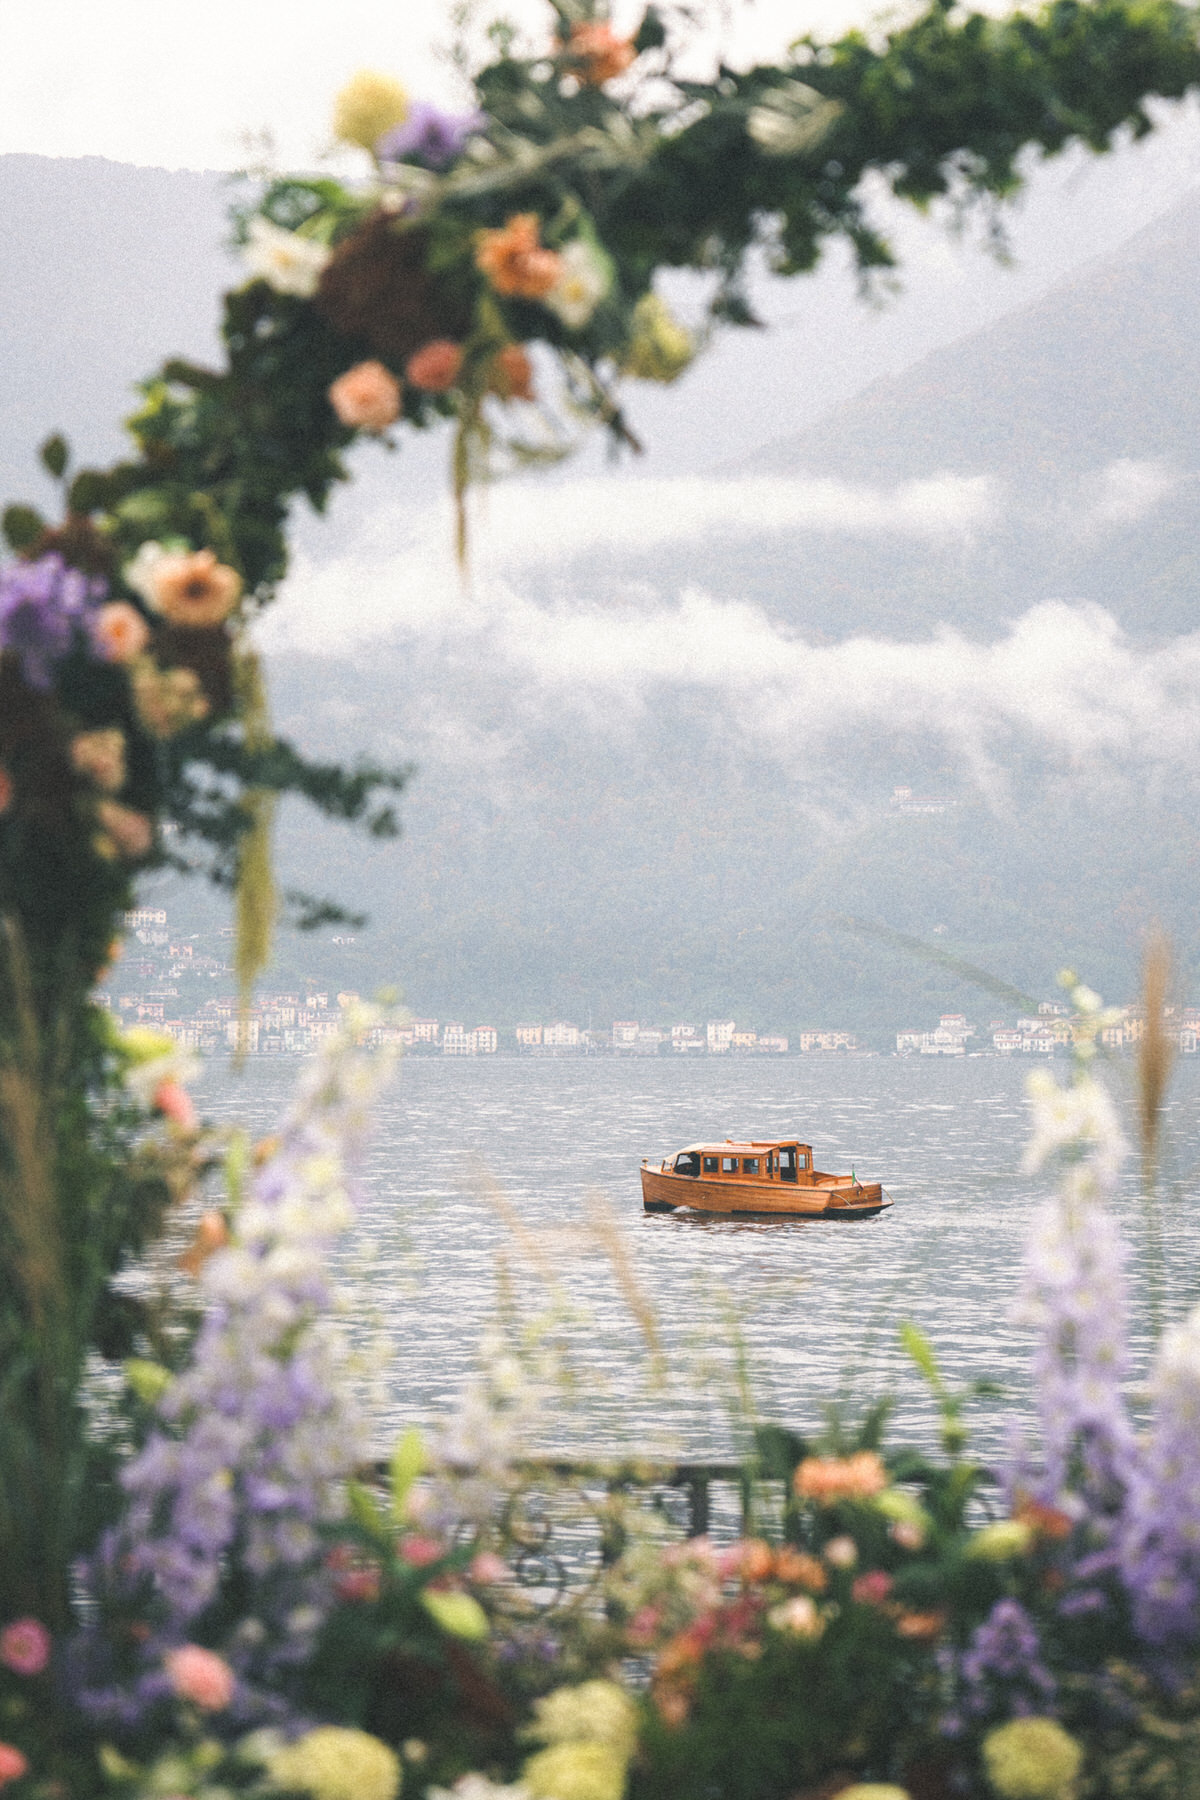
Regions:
[[640, 1164, 891, 1219]]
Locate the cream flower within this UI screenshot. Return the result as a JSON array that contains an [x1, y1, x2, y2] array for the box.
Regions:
[[333, 71, 409, 151], [544, 239, 612, 331], [70, 728, 126, 793], [243, 216, 332, 298], [270, 1726, 401, 1800]]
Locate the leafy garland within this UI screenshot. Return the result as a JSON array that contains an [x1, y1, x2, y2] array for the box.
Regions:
[[3, 0, 1199, 1014]]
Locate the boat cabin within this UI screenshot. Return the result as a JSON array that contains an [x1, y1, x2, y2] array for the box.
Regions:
[[669, 1140, 815, 1183]]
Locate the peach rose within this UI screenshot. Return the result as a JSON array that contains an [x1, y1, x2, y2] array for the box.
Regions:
[[475, 214, 562, 299], [405, 340, 464, 392], [329, 359, 402, 432], [488, 343, 535, 402], [148, 549, 241, 628], [164, 1644, 235, 1711], [0, 766, 12, 817], [94, 801, 153, 861], [91, 601, 150, 663], [564, 22, 636, 84], [70, 728, 126, 793]]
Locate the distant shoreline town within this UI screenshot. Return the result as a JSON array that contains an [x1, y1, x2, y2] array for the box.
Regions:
[[105, 911, 1196, 1059]]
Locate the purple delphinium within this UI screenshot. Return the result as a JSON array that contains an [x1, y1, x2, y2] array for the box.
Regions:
[[943, 1599, 1058, 1733], [1017, 1189, 1137, 1517], [377, 102, 485, 169], [72, 1011, 395, 1731], [0, 553, 105, 690], [1120, 1302, 1200, 1650]]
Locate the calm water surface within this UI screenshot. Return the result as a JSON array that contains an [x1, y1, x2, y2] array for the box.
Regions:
[[193, 1053, 1200, 1463]]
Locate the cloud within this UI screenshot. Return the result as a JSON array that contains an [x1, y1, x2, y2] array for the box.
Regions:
[[1081, 457, 1185, 528], [268, 469, 1000, 651]]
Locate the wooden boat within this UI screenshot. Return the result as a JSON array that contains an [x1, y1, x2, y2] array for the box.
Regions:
[[640, 1139, 892, 1219]]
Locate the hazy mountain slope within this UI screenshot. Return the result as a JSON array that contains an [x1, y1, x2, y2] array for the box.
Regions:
[[0, 154, 229, 508]]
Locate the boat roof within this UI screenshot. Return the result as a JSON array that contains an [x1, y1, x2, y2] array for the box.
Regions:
[[677, 1139, 812, 1155]]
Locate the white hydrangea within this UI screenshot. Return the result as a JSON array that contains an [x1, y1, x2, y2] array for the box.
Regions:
[[242, 216, 332, 298]]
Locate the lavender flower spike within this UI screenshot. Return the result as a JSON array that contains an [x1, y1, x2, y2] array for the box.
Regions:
[[1120, 1300, 1200, 1648], [377, 102, 485, 169], [77, 1006, 396, 1726]]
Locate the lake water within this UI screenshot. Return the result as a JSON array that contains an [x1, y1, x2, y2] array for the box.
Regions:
[[193, 1052, 1200, 1465]]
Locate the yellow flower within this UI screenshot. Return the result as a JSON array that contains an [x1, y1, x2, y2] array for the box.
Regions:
[[270, 1727, 401, 1800], [837, 1788, 911, 1800], [333, 71, 409, 151], [523, 1742, 626, 1800], [527, 1681, 638, 1761], [982, 1718, 1083, 1800], [967, 1520, 1035, 1561], [620, 294, 694, 384]]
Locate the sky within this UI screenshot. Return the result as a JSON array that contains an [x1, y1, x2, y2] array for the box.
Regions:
[[0, 0, 870, 171]]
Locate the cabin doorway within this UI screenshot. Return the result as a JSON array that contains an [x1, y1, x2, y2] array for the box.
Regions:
[[778, 1147, 798, 1183]]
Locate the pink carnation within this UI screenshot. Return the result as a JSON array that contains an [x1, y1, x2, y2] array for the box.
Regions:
[[0, 1617, 50, 1676], [851, 1569, 894, 1606], [406, 340, 465, 392], [0, 1744, 28, 1787], [399, 1533, 444, 1567], [329, 359, 402, 431], [164, 1644, 235, 1711]]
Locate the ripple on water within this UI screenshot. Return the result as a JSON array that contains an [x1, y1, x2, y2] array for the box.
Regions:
[[192, 1054, 1200, 1462]]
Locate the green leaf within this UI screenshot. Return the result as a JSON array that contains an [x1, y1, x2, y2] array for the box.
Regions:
[[39, 432, 70, 480], [389, 1426, 426, 1524], [68, 468, 116, 516], [420, 1588, 489, 1641], [1, 504, 44, 551], [347, 1479, 388, 1540], [899, 1321, 943, 1392]]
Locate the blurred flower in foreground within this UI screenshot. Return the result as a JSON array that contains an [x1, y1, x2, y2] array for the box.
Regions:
[[378, 102, 484, 168], [243, 216, 332, 297], [982, 1717, 1083, 1800], [334, 70, 409, 151], [270, 1725, 400, 1800], [329, 360, 403, 431]]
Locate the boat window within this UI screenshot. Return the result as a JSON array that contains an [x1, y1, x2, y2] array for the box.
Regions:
[[702, 1156, 719, 1174], [721, 1156, 738, 1174], [798, 1151, 810, 1170], [743, 1157, 760, 1175], [778, 1147, 797, 1183], [674, 1152, 700, 1177]]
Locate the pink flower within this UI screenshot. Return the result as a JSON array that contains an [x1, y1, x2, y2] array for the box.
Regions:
[[0, 1617, 50, 1676], [406, 340, 465, 392], [0, 1744, 28, 1787], [329, 359, 403, 431], [90, 601, 149, 663], [468, 1550, 507, 1585], [149, 549, 242, 628], [851, 1570, 894, 1606], [153, 1078, 197, 1131], [399, 1534, 444, 1567], [164, 1644, 235, 1711], [626, 1604, 663, 1646]]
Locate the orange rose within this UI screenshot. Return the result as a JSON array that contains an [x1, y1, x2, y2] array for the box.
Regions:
[[564, 21, 636, 84], [0, 765, 12, 816], [180, 1210, 229, 1276], [738, 1538, 775, 1583], [489, 343, 535, 402], [895, 1609, 947, 1640], [794, 1451, 887, 1504], [406, 340, 465, 392], [148, 549, 241, 629], [91, 601, 150, 663], [475, 214, 562, 299], [328, 359, 403, 431], [773, 1547, 828, 1591]]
